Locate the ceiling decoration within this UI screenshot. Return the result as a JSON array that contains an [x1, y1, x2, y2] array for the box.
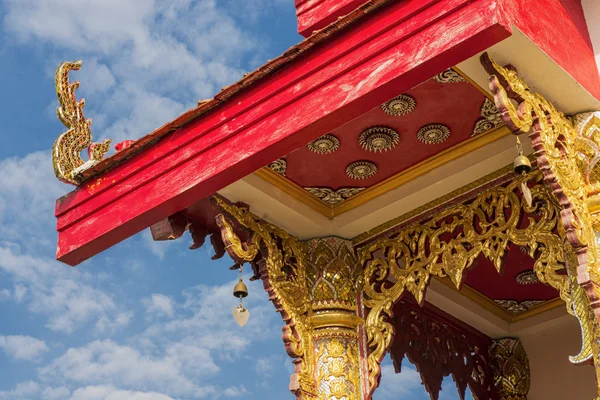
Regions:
[[259, 65, 508, 214], [304, 187, 365, 206], [358, 127, 400, 152], [417, 124, 451, 144], [268, 158, 287, 175], [435, 68, 466, 84], [346, 161, 378, 179], [472, 98, 502, 136], [307, 134, 340, 154], [515, 270, 539, 285], [494, 299, 546, 315], [381, 94, 416, 116]]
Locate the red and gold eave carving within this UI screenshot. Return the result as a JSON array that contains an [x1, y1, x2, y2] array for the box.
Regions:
[[481, 52, 600, 395]]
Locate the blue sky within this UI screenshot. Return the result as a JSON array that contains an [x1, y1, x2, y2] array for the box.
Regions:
[[0, 1, 472, 399]]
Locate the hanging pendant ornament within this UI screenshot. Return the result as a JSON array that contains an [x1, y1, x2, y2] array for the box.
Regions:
[[513, 136, 533, 207], [232, 266, 249, 327]]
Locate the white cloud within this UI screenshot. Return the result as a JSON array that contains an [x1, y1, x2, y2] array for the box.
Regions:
[[375, 362, 425, 399], [42, 386, 71, 400], [2, 0, 278, 144], [0, 381, 40, 399], [38, 277, 281, 398], [222, 386, 248, 397], [0, 245, 131, 334], [0, 335, 48, 361], [40, 340, 217, 398], [143, 294, 175, 318], [70, 385, 173, 400], [255, 357, 274, 377]]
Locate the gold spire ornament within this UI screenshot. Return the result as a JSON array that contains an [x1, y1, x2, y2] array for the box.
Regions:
[[53, 61, 111, 185], [513, 136, 533, 207], [232, 267, 249, 327]]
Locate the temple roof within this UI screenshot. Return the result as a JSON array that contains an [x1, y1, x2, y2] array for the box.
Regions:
[[73, 0, 395, 185]]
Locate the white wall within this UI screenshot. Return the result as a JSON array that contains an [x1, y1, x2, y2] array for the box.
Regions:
[[519, 315, 597, 399], [582, 0, 600, 75]]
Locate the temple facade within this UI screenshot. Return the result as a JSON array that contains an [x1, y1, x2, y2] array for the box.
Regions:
[[51, 1, 600, 398]]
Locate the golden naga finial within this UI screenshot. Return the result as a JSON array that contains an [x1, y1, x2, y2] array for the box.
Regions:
[[53, 61, 111, 185]]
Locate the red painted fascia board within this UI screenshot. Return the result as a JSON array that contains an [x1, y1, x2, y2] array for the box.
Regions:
[[500, 0, 600, 100], [296, 0, 370, 37], [55, 0, 511, 266]]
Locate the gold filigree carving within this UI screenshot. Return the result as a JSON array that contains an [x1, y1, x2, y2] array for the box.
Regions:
[[473, 98, 502, 136], [494, 299, 545, 315], [417, 124, 450, 144], [315, 338, 360, 400], [358, 127, 400, 152], [481, 53, 600, 390], [308, 134, 340, 154], [515, 270, 539, 285], [359, 171, 571, 397], [269, 158, 287, 176], [53, 61, 111, 185], [346, 161, 378, 179], [213, 198, 316, 398], [304, 187, 365, 206], [489, 338, 530, 400], [307, 238, 361, 312], [381, 94, 416, 116], [435, 69, 466, 84]]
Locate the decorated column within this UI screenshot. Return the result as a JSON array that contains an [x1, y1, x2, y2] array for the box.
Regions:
[[489, 338, 531, 400], [213, 198, 368, 399], [307, 238, 364, 400]]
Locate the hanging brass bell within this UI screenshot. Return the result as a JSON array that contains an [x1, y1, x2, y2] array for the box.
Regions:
[[233, 278, 248, 298], [513, 155, 532, 175]]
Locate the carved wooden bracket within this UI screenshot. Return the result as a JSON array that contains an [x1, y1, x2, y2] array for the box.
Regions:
[[481, 52, 600, 395], [358, 171, 572, 397], [211, 197, 317, 398]]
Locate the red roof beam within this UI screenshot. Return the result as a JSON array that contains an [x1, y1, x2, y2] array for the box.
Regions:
[[55, 0, 511, 266]]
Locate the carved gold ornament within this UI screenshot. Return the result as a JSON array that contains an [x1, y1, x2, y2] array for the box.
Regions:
[[489, 338, 530, 400], [268, 158, 287, 175], [346, 161, 378, 180], [417, 124, 450, 144], [494, 299, 545, 315], [381, 94, 416, 116], [435, 68, 466, 84], [358, 127, 400, 152], [213, 198, 315, 397], [315, 338, 360, 400], [515, 270, 539, 285], [53, 61, 111, 185], [472, 98, 502, 136], [481, 52, 600, 393], [359, 171, 571, 397], [307, 134, 340, 154], [304, 187, 365, 206]]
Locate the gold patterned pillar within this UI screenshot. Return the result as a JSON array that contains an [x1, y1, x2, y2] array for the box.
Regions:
[[489, 338, 531, 400], [213, 199, 369, 399], [307, 238, 364, 400]]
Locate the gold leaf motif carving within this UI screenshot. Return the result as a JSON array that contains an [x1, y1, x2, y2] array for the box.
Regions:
[[489, 338, 530, 400], [481, 53, 600, 392], [53, 61, 111, 185], [213, 198, 315, 397], [359, 171, 571, 397]]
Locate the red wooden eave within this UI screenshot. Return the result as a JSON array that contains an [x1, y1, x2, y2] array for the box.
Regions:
[[55, 0, 515, 266]]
